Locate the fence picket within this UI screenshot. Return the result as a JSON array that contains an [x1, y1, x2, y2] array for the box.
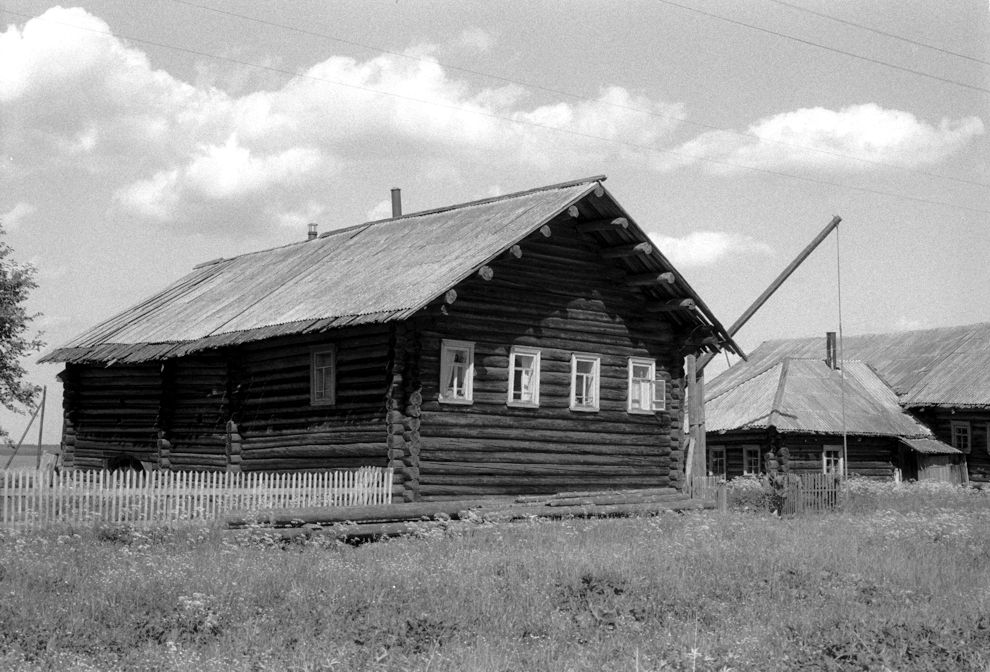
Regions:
[[0, 466, 392, 529]]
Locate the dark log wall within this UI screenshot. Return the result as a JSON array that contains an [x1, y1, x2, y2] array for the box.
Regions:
[[777, 434, 897, 480], [414, 220, 686, 500], [61, 363, 161, 469], [162, 355, 230, 471], [234, 328, 390, 473], [58, 327, 392, 473], [912, 408, 990, 483], [703, 432, 769, 478], [707, 431, 898, 480]]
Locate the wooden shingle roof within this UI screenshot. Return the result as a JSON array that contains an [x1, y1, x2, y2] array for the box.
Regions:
[[707, 323, 990, 409], [706, 358, 938, 439], [43, 176, 740, 364]]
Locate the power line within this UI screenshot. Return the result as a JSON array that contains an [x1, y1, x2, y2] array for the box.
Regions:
[[4, 8, 990, 217], [653, 0, 990, 96], [167, 0, 990, 190], [764, 0, 990, 67]]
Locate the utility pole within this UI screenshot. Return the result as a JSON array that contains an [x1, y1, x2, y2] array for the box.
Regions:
[[684, 216, 842, 487]]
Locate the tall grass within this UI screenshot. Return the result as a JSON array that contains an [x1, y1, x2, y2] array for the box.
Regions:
[[0, 481, 988, 671]]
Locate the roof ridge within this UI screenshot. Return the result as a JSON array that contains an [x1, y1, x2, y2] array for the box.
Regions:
[[191, 176, 609, 268], [367, 174, 607, 224]]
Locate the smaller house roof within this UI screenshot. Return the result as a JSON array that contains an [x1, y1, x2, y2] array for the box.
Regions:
[[707, 323, 990, 409], [899, 437, 961, 456], [706, 357, 937, 442]]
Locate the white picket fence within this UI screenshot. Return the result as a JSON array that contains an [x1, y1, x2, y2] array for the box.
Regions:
[[0, 467, 393, 529]]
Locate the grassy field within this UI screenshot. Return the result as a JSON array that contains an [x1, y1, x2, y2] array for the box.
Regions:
[[0, 444, 59, 470], [0, 480, 988, 671]]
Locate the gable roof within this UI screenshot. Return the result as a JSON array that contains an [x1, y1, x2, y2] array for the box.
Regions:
[[706, 357, 939, 439], [43, 176, 740, 364], [707, 323, 990, 409]]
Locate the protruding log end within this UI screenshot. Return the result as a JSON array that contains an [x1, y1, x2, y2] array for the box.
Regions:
[[567, 205, 580, 218], [509, 244, 523, 259], [478, 265, 494, 281], [575, 217, 629, 234], [646, 298, 696, 312], [444, 289, 457, 305], [602, 241, 653, 259], [539, 225, 552, 238], [594, 185, 605, 198], [628, 271, 677, 286]]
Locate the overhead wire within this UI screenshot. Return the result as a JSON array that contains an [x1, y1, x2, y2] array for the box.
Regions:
[[652, 0, 990, 96], [763, 0, 990, 68], [3, 7, 989, 217], [166, 0, 990, 190]]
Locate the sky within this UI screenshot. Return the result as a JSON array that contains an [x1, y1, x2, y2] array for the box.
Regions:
[[1, 0, 988, 444]]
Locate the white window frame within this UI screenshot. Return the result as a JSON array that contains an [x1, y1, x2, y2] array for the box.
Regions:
[[310, 346, 337, 406], [823, 445, 843, 475], [628, 357, 665, 413], [570, 353, 600, 412], [708, 445, 727, 478], [507, 346, 541, 407], [439, 339, 474, 405], [951, 421, 971, 454], [742, 445, 761, 476]]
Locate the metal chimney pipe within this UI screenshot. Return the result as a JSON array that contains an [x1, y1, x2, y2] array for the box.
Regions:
[[390, 188, 402, 218], [307, 222, 318, 241], [825, 331, 837, 369]]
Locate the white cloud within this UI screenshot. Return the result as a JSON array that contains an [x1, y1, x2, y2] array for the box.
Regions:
[[649, 231, 773, 268], [893, 316, 932, 332], [366, 200, 394, 222], [452, 28, 495, 53], [658, 104, 984, 173], [2, 7, 685, 233], [1, 202, 36, 230]]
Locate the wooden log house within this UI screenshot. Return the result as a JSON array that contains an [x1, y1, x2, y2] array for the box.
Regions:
[[704, 327, 987, 484], [41, 176, 740, 501]]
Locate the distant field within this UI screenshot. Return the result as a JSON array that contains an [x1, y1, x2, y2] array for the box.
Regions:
[[0, 443, 60, 470]]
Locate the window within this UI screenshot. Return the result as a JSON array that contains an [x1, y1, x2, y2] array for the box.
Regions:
[[951, 421, 971, 454], [823, 446, 843, 475], [742, 445, 761, 476], [708, 445, 727, 478], [439, 340, 474, 404], [310, 346, 336, 405], [570, 354, 600, 411], [508, 346, 541, 407], [628, 358, 665, 413]]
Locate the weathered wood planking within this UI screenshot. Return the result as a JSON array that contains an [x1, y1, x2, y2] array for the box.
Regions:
[[414, 220, 686, 499]]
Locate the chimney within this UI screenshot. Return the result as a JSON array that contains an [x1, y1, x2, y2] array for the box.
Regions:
[[390, 188, 402, 218], [825, 331, 837, 369], [307, 222, 318, 241]]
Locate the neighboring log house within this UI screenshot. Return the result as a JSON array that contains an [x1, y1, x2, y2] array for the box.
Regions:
[[705, 325, 990, 484], [41, 176, 740, 501]]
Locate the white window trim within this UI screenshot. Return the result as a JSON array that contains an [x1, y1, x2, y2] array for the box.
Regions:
[[310, 345, 337, 406], [709, 445, 727, 478], [570, 353, 601, 412], [822, 445, 843, 475], [742, 445, 761, 476], [507, 346, 541, 408], [439, 339, 474, 405], [951, 420, 971, 454], [628, 357, 666, 413], [653, 379, 666, 412]]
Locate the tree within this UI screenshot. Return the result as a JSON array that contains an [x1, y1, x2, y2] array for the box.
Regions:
[[0, 221, 44, 439]]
